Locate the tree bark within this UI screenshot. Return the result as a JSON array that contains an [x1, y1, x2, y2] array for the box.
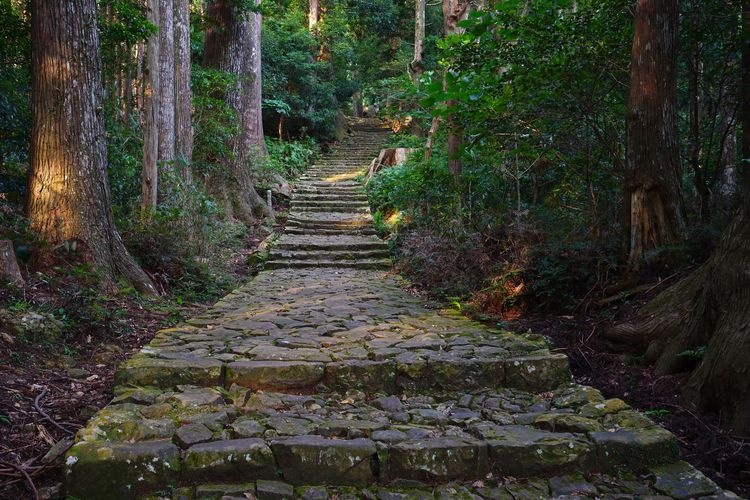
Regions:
[[174, 0, 193, 180], [141, 0, 160, 213], [247, 0, 267, 158], [203, 0, 270, 222], [158, 0, 176, 194], [624, 0, 684, 266], [741, 0, 750, 189], [28, 0, 156, 294], [605, 197, 750, 434], [442, 0, 470, 186], [309, 0, 319, 31], [408, 0, 425, 82]]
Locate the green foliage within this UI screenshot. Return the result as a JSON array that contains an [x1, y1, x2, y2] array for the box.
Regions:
[[264, 138, 319, 178], [122, 182, 245, 301], [522, 242, 617, 312], [262, 9, 339, 138], [677, 345, 707, 360], [98, 0, 155, 49], [192, 65, 241, 173], [0, 0, 30, 181], [367, 149, 458, 222]]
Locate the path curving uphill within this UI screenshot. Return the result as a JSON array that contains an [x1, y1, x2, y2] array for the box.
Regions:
[[65, 119, 739, 499]]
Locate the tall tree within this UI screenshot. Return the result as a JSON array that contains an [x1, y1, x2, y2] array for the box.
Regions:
[[605, 0, 750, 434], [408, 0, 425, 82], [174, 0, 193, 176], [203, 0, 269, 221], [442, 0, 470, 185], [741, 0, 750, 187], [247, 0, 267, 158], [309, 0, 319, 31], [141, 0, 159, 212], [157, 0, 176, 193], [624, 0, 684, 265], [28, 0, 156, 294]]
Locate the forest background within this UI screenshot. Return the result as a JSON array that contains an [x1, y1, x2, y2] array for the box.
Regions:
[[1, 0, 750, 495]]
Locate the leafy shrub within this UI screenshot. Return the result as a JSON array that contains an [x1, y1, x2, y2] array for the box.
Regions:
[[394, 224, 493, 297], [522, 242, 617, 313], [264, 138, 319, 179], [192, 66, 240, 175], [122, 183, 246, 300]]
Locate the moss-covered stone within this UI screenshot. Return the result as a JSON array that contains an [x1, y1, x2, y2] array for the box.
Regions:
[[115, 356, 223, 388], [323, 360, 396, 393], [533, 413, 604, 433], [481, 425, 594, 476], [231, 418, 265, 438], [552, 385, 604, 408], [504, 354, 571, 392], [603, 409, 656, 429], [225, 360, 324, 390], [548, 473, 598, 496], [590, 427, 680, 471], [298, 485, 330, 499], [503, 479, 551, 499], [174, 423, 214, 449], [424, 357, 506, 392], [170, 387, 224, 408], [64, 440, 180, 499], [649, 461, 721, 499], [579, 398, 630, 418], [256, 479, 295, 499], [183, 438, 277, 483], [195, 483, 256, 499], [271, 436, 376, 486], [382, 437, 488, 482]]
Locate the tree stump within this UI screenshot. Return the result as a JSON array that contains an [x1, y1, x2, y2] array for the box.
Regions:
[[0, 240, 24, 287]]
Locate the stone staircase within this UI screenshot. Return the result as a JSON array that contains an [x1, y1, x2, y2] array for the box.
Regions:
[[266, 121, 391, 271], [64, 119, 739, 499]]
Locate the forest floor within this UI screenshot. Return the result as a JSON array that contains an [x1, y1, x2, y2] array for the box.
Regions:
[[0, 229, 269, 498], [506, 300, 750, 497]]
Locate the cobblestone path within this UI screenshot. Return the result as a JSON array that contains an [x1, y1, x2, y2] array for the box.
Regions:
[[65, 120, 738, 499]]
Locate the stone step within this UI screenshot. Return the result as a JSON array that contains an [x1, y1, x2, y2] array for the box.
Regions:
[[294, 185, 363, 192], [286, 219, 374, 231], [65, 467, 734, 500], [285, 227, 378, 236], [303, 180, 361, 185], [265, 258, 391, 270], [291, 201, 370, 209], [289, 206, 370, 214], [274, 234, 387, 251], [269, 249, 390, 262], [292, 193, 369, 202], [66, 384, 719, 498], [305, 168, 368, 175]]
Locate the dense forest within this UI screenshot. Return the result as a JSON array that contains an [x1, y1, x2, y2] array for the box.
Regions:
[[1, 0, 750, 497]]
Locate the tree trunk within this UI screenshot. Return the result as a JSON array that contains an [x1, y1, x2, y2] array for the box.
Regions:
[[624, 0, 684, 266], [174, 0, 193, 180], [141, 0, 159, 213], [605, 197, 750, 434], [687, 54, 710, 222], [309, 0, 319, 31], [408, 0, 425, 82], [741, 0, 750, 189], [247, 0, 267, 158], [158, 0, 176, 194], [203, 0, 269, 222], [424, 116, 441, 162], [28, 0, 156, 294], [442, 0, 470, 186]]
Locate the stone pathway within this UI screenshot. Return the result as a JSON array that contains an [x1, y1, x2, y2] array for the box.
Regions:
[[65, 119, 739, 499]]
